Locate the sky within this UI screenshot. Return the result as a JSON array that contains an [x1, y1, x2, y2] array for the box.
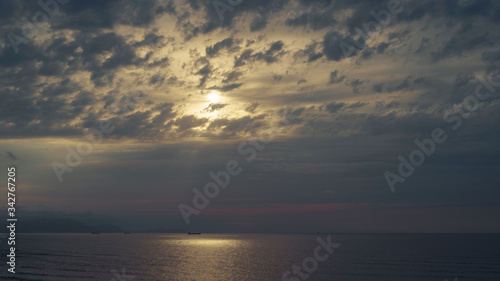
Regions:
[[1, 0, 500, 233]]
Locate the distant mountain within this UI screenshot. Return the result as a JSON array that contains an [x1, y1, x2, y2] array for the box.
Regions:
[[13, 218, 187, 233], [19, 218, 123, 233], [145, 227, 186, 233]]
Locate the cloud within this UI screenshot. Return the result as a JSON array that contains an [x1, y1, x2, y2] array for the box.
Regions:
[[285, 7, 337, 30], [372, 76, 412, 93], [134, 31, 166, 47], [7, 151, 18, 161], [206, 37, 236, 57], [55, 0, 176, 30], [172, 115, 208, 132], [329, 70, 345, 84], [346, 102, 368, 109], [324, 102, 346, 113], [250, 15, 268, 32], [322, 31, 360, 61], [348, 79, 366, 94], [222, 71, 243, 83], [205, 114, 267, 137], [195, 61, 212, 87], [234, 41, 286, 67], [204, 103, 228, 112], [209, 83, 243, 92], [245, 102, 260, 113], [254, 40, 286, 63]]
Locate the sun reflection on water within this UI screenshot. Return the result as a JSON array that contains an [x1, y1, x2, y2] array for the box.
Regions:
[[178, 238, 239, 247], [160, 236, 248, 280]]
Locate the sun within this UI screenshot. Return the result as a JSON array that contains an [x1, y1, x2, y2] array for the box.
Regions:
[[207, 92, 220, 104]]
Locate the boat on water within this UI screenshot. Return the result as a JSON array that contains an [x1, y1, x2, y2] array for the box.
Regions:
[[91, 232, 100, 234], [187, 232, 201, 235]]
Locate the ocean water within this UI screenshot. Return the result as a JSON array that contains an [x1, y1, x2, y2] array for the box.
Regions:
[[1, 233, 499, 280]]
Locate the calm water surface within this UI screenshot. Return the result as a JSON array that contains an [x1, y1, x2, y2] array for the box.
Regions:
[[1, 233, 499, 280]]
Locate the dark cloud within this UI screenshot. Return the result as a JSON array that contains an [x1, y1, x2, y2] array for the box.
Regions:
[[200, 0, 290, 31], [222, 71, 243, 84], [245, 102, 260, 113], [376, 42, 390, 54], [348, 79, 366, 94], [135, 31, 166, 47], [7, 151, 18, 161], [209, 83, 243, 92], [431, 32, 497, 62], [205, 114, 267, 137], [149, 73, 166, 85], [71, 91, 95, 114], [294, 42, 324, 62], [322, 31, 361, 61], [346, 102, 368, 109], [373, 83, 384, 93], [372, 76, 412, 94], [88, 102, 177, 139], [375, 101, 400, 111], [254, 40, 286, 63], [55, 0, 175, 30], [234, 49, 254, 67], [204, 103, 228, 112], [173, 115, 208, 132], [388, 29, 410, 41], [481, 50, 500, 62], [285, 6, 337, 30], [194, 60, 212, 87], [206, 37, 235, 57], [234, 41, 285, 67], [324, 102, 346, 113], [329, 70, 345, 84], [250, 15, 268, 32]]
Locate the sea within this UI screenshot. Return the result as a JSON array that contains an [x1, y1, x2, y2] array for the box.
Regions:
[[0, 233, 498, 281]]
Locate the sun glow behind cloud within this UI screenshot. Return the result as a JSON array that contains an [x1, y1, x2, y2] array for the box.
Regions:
[[207, 92, 221, 104]]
